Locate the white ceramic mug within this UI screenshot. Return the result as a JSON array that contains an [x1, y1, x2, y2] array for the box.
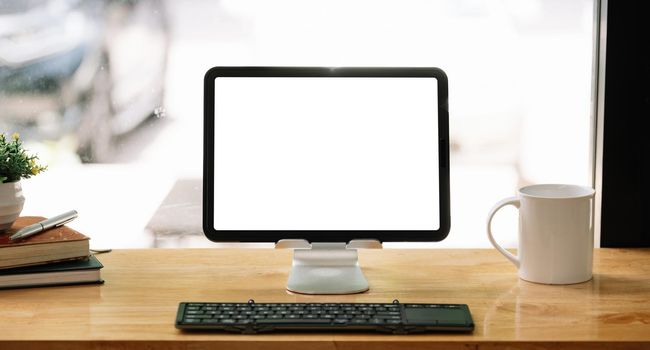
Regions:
[[487, 184, 596, 284]]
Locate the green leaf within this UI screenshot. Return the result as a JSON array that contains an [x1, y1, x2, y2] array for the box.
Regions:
[[0, 132, 46, 182]]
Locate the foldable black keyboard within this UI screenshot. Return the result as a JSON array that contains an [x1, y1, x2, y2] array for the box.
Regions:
[[176, 300, 474, 334]]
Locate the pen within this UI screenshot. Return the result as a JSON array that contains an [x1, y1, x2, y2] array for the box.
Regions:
[[9, 210, 78, 241]]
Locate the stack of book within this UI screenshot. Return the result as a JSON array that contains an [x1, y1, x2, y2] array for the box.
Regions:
[[0, 217, 104, 289]]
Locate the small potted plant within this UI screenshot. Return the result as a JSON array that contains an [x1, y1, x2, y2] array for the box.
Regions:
[[0, 133, 47, 231]]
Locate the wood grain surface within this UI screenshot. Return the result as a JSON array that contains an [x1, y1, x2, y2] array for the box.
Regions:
[[1, 248, 649, 350]]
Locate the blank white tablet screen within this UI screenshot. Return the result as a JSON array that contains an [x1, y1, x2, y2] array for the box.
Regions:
[[214, 77, 439, 230]]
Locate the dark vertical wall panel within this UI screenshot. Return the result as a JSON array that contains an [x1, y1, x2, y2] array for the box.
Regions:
[[600, 1, 650, 246]]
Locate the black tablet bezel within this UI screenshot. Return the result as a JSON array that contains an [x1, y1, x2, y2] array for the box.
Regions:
[[203, 67, 450, 243]]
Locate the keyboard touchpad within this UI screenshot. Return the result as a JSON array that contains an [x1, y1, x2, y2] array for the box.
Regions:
[[405, 306, 468, 325]]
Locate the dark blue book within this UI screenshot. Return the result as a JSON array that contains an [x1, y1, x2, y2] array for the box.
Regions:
[[0, 255, 103, 290]]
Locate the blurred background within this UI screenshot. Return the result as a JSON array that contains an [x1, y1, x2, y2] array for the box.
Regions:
[[1, 0, 595, 249]]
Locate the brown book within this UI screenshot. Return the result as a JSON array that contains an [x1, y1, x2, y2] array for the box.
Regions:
[[0, 217, 89, 269]]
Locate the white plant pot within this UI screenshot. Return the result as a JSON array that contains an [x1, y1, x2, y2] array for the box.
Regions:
[[0, 181, 25, 231]]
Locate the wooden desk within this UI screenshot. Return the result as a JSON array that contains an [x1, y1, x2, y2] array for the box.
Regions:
[[1, 248, 649, 350]]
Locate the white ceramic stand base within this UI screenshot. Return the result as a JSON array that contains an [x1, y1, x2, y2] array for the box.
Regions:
[[277, 240, 382, 295]]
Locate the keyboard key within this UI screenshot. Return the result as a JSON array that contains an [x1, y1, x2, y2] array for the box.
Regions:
[[202, 318, 218, 323], [187, 315, 211, 319], [377, 315, 401, 320], [257, 319, 332, 324], [377, 311, 401, 316]]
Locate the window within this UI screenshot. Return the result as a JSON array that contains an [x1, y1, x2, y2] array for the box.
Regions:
[[1, 0, 596, 248]]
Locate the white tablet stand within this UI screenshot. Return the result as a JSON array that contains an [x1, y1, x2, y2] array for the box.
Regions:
[[275, 239, 383, 294]]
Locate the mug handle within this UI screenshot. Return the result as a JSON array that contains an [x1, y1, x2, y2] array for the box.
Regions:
[[487, 197, 521, 268]]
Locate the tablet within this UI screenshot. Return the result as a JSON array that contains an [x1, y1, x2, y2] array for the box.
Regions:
[[203, 67, 449, 242]]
